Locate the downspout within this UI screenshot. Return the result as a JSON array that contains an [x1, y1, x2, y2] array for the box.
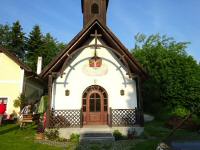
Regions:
[[20, 68, 25, 95]]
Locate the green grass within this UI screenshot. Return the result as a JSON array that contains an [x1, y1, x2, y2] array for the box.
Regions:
[[0, 124, 61, 150], [0, 120, 200, 150], [144, 120, 200, 141], [134, 140, 159, 150], [0, 124, 157, 150]]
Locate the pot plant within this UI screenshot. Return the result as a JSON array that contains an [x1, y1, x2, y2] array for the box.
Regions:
[[113, 130, 123, 141]]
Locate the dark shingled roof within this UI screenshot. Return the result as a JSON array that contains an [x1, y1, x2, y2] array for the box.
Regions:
[[81, 0, 109, 13]]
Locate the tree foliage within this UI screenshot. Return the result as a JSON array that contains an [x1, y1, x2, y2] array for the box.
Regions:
[[0, 21, 26, 60], [27, 25, 43, 52], [26, 25, 44, 70], [0, 21, 66, 71], [32, 33, 64, 70], [0, 24, 11, 48], [132, 33, 200, 114], [10, 21, 26, 60], [13, 94, 26, 109]]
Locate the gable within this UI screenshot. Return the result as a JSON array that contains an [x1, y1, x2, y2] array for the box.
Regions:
[[0, 52, 22, 80], [52, 38, 138, 110], [0, 47, 32, 72], [0, 47, 44, 86], [60, 38, 130, 83], [40, 18, 147, 80]]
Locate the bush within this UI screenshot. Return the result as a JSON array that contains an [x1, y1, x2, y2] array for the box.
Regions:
[[166, 116, 200, 131], [113, 130, 123, 141], [171, 106, 190, 118], [13, 94, 26, 108], [70, 133, 80, 143], [191, 115, 200, 125], [45, 129, 59, 141], [13, 99, 21, 108]]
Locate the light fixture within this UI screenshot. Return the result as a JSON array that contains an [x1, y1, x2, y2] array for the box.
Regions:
[[65, 90, 70, 96], [120, 90, 125, 96]]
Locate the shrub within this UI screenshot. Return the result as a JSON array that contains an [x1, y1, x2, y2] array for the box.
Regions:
[[70, 133, 80, 143], [13, 94, 26, 109], [192, 115, 200, 125], [45, 129, 59, 141], [57, 137, 68, 142], [13, 99, 21, 108], [171, 106, 190, 118], [113, 130, 123, 140]]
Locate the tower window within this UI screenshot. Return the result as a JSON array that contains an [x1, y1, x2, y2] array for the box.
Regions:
[[91, 3, 99, 14]]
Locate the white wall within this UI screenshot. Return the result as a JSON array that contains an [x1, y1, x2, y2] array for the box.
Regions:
[[52, 38, 138, 110]]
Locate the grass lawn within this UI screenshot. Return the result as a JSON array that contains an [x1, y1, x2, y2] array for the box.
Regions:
[[0, 121, 199, 150], [0, 124, 60, 150], [144, 120, 200, 141]]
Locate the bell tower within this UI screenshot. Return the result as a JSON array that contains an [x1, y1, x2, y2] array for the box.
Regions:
[[81, 0, 109, 27]]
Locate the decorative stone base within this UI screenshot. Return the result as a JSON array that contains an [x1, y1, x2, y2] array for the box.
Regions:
[[58, 126, 144, 139]]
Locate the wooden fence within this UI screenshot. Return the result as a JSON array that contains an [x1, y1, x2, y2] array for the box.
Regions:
[[49, 109, 82, 128], [48, 108, 142, 128], [109, 108, 142, 127]]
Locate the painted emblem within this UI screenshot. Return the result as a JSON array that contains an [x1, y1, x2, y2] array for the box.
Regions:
[[82, 60, 108, 76], [89, 56, 102, 67]]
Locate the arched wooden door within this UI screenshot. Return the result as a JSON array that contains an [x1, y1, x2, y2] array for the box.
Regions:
[[82, 85, 108, 125]]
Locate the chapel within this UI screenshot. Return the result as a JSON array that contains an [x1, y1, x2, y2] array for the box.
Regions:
[[40, 0, 147, 136]]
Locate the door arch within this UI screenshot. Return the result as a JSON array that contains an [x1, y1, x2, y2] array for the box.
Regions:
[[82, 85, 108, 125]]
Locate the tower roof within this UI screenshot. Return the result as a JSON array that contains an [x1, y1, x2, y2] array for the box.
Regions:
[[81, 0, 109, 13]]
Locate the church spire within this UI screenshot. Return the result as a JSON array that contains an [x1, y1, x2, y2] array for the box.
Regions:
[[81, 0, 109, 27]]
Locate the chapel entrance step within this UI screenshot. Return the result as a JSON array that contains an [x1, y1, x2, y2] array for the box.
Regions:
[[80, 132, 115, 142], [81, 125, 112, 133]]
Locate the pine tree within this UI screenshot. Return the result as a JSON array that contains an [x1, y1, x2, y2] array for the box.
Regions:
[[26, 25, 43, 70], [0, 22, 65, 71], [36, 33, 62, 68], [10, 21, 25, 60], [0, 24, 11, 48]]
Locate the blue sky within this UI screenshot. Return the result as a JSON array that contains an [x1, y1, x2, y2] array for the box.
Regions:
[[0, 0, 200, 62]]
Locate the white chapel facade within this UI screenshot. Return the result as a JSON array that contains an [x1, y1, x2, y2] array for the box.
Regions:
[[40, 0, 147, 134]]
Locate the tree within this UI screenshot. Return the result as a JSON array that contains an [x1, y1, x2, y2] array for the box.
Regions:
[[36, 33, 63, 68], [26, 25, 43, 69], [10, 21, 26, 60], [132, 34, 200, 115], [0, 24, 11, 48], [13, 94, 26, 110], [26, 25, 65, 71], [0, 22, 66, 71]]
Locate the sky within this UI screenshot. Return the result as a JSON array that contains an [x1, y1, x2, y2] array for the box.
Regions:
[[0, 0, 200, 62]]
